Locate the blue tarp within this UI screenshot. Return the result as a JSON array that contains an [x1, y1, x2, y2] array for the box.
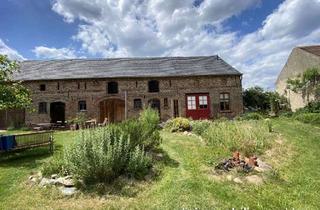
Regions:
[[0, 135, 17, 151]]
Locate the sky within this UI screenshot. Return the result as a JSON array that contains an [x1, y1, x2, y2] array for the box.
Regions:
[[0, 0, 320, 89]]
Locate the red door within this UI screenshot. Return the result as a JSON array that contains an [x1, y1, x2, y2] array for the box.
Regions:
[[185, 93, 211, 120]]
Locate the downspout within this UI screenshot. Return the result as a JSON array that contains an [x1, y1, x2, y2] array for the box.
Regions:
[[125, 90, 128, 120]]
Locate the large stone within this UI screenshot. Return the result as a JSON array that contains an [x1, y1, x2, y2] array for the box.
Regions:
[[233, 177, 243, 184], [59, 187, 77, 196], [62, 178, 75, 187], [255, 159, 272, 172], [51, 174, 59, 179], [39, 178, 51, 187], [245, 175, 264, 185]]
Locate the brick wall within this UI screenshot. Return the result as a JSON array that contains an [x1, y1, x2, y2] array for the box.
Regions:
[[23, 75, 243, 124]]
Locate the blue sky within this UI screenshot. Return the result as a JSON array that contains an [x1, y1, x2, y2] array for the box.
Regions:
[[0, 0, 320, 89]]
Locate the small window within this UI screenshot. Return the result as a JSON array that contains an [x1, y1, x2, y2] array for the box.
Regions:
[[148, 80, 159, 92], [78, 100, 87, 111], [57, 82, 60, 90], [220, 93, 230, 111], [134, 99, 142, 110], [84, 82, 87, 90], [77, 82, 80, 89], [136, 81, 138, 88], [108, 81, 118, 94], [40, 84, 46, 91], [187, 96, 196, 110], [38, 102, 47, 114], [164, 98, 168, 108], [199, 95, 208, 109]]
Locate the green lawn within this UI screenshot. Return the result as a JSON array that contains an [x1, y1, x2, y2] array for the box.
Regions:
[[0, 119, 320, 209]]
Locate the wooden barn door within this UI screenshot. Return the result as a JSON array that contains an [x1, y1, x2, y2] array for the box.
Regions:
[[185, 93, 210, 120]]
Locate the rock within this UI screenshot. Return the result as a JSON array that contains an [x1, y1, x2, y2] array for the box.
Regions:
[[39, 178, 51, 187], [245, 175, 264, 185], [183, 131, 188, 135], [62, 178, 75, 187], [255, 159, 272, 172], [51, 174, 59, 179], [233, 177, 243, 184], [59, 187, 77, 196], [226, 175, 233, 181], [211, 175, 223, 182]]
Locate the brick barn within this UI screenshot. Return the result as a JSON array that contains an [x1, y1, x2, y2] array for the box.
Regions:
[[13, 55, 243, 125]]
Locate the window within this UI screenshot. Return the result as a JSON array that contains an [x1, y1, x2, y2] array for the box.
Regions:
[[77, 82, 80, 89], [40, 84, 46, 91], [108, 81, 118, 94], [84, 82, 87, 90], [220, 93, 230, 111], [199, 95, 208, 109], [173, 99, 179, 117], [38, 102, 47, 114], [187, 96, 196, 110], [164, 98, 168, 108], [148, 80, 159, 92], [78, 100, 87, 111], [134, 99, 142, 110], [57, 82, 60, 90]]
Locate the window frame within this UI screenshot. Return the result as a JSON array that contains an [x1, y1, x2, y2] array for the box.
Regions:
[[148, 80, 159, 93], [198, 95, 208, 109], [219, 93, 230, 112], [39, 84, 46, 91], [187, 96, 196, 110], [78, 100, 87, 112], [133, 98, 142, 110], [38, 102, 47, 114], [107, 81, 119, 94]]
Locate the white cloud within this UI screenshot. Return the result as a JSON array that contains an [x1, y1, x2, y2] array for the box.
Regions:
[[51, 0, 320, 88], [0, 39, 25, 60], [32, 46, 78, 59]]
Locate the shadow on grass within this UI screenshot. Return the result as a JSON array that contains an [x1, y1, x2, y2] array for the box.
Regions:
[[0, 144, 63, 169]]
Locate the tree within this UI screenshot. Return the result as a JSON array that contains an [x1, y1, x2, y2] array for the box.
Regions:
[[0, 54, 31, 110], [243, 86, 290, 115], [287, 67, 320, 102]]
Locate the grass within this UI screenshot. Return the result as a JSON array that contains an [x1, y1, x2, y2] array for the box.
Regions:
[[1, 119, 320, 209]]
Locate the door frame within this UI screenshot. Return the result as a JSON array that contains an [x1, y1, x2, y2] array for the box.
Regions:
[[185, 93, 211, 120]]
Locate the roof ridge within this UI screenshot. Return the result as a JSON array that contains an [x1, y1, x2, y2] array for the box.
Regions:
[[21, 55, 219, 63]]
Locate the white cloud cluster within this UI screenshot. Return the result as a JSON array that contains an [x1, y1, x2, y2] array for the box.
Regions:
[[0, 39, 25, 60], [32, 46, 77, 59], [50, 0, 320, 88]]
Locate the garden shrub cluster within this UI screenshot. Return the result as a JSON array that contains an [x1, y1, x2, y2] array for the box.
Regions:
[[192, 120, 273, 156], [293, 113, 320, 126], [236, 112, 264, 121], [164, 117, 191, 132], [190, 120, 211, 136], [42, 108, 161, 184]]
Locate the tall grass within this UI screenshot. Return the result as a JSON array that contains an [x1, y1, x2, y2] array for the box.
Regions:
[[199, 120, 273, 156]]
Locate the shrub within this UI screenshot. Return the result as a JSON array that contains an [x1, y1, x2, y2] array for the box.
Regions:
[[127, 146, 152, 179], [165, 117, 191, 132], [64, 127, 152, 184], [138, 108, 161, 149], [191, 120, 211, 136], [202, 120, 272, 156], [41, 155, 67, 177], [240, 112, 264, 120], [293, 113, 320, 125]]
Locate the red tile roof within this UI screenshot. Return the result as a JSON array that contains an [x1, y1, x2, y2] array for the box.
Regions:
[[299, 45, 320, 57]]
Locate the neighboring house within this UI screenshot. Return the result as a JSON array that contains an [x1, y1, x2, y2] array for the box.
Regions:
[[13, 56, 243, 125], [276, 45, 320, 111]]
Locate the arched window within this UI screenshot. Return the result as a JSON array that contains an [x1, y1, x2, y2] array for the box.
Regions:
[[108, 81, 118, 94], [148, 80, 159, 92]]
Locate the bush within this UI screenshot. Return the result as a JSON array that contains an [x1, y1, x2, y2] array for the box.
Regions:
[[202, 120, 272, 156], [295, 101, 320, 114], [64, 128, 151, 183], [165, 117, 191, 132], [41, 155, 66, 177], [191, 120, 211, 136], [240, 112, 264, 120], [293, 113, 320, 125]]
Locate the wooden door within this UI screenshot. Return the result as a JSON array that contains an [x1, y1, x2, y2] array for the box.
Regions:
[[185, 93, 210, 120]]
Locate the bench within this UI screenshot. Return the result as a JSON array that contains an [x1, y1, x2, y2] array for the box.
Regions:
[[0, 131, 54, 153]]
